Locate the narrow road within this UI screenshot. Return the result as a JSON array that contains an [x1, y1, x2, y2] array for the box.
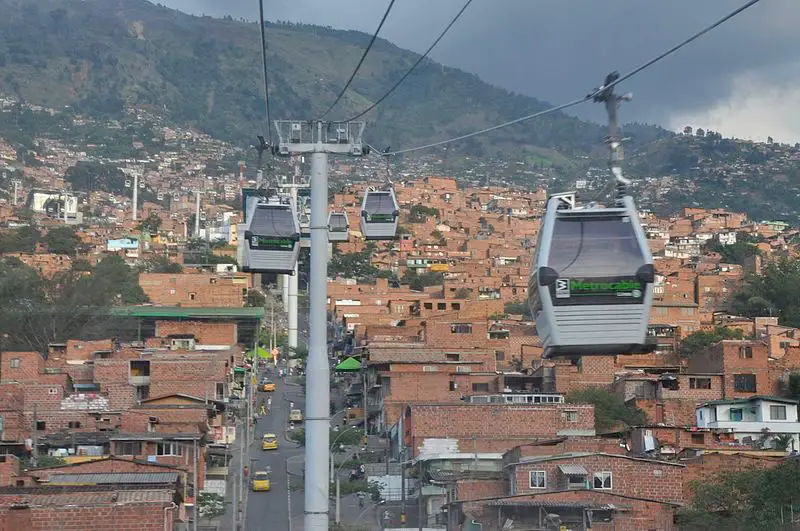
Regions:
[[244, 368, 306, 531]]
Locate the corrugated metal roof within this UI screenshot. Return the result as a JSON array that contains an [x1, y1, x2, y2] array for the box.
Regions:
[[557, 464, 588, 476], [110, 306, 265, 319], [48, 473, 179, 485]]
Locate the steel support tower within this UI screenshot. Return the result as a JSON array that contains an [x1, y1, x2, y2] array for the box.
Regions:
[[274, 119, 367, 531]]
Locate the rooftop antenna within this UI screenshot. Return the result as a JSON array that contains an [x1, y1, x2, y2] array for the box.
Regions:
[[591, 72, 633, 206]]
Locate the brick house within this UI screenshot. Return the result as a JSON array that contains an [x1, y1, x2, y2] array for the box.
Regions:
[[402, 403, 595, 456], [456, 451, 685, 531], [688, 340, 770, 398]]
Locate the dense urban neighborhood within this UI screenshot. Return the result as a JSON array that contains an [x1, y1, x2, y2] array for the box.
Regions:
[[1, 91, 800, 531]]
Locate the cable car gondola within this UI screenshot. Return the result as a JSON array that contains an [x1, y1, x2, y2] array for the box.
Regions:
[[239, 196, 300, 274], [328, 212, 350, 242], [360, 188, 399, 240], [528, 193, 656, 358]]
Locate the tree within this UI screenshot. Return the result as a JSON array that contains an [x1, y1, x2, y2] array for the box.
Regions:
[[197, 492, 225, 520], [408, 204, 439, 223], [140, 256, 183, 273], [0, 225, 41, 253], [43, 226, 81, 255], [454, 287, 471, 299], [0, 255, 147, 352], [565, 387, 647, 432], [679, 327, 745, 358], [329, 250, 378, 280], [504, 301, 531, 318], [678, 460, 800, 530], [20, 455, 66, 469], [703, 238, 760, 265], [246, 289, 266, 307], [137, 212, 162, 234], [733, 258, 800, 327]]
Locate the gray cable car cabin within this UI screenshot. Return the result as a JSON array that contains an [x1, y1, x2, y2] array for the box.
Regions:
[[528, 194, 656, 358], [360, 189, 399, 240], [239, 196, 300, 274], [328, 212, 350, 242]]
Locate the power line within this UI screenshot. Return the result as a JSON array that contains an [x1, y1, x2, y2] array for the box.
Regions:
[[318, 0, 397, 120], [343, 0, 476, 122], [383, 0, 764, 157], [258, 0, 273, 148]]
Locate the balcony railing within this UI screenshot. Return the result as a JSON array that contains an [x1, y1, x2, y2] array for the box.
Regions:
[[466, 393, 564, 405]]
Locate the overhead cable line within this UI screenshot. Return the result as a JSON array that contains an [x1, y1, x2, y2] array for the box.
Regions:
[[258, 0, 273, 150], [343, 0, 476, 122], [318, 0, 397, 120], [382, 0, 764, 157]]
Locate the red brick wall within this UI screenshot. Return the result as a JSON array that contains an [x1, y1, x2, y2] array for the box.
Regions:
[[461, 490, 676, 531], [514, 455, 684, 504], [407, 404, 595, 456], [154, 321, 237, 345], [121, 407, 208, 434], [456, 478, 506, 501], [659, 374, 724, 402], [0, 502, 175, 531], [139, 272, 246, 307], [634, 399, 699, 426], [1, 351, 44, 383], [424, 321, 489, 349], [0, 455, 20, 487]]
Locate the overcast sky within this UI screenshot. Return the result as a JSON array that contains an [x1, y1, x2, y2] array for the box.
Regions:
[[160, 0, 800, 143]]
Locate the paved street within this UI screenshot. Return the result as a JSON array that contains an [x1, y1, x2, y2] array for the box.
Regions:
[[244, 368, 306, 531]]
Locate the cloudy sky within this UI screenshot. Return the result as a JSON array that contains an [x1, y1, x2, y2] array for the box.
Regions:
[[160, 0, 800, 143]]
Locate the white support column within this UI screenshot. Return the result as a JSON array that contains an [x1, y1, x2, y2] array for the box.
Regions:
[[288, 184, 299, 360], [305, 148, 331, 531], [132, 173, 139, 221]]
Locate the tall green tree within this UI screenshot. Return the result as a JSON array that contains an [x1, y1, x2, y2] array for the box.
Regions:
[[43, 226, 81, 255], [565, 387, 647, 432], [679, 326, 745, 358], [733, 258, 800, 327]]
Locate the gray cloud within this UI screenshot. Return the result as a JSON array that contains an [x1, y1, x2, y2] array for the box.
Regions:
[[159, 0, 800, 141]]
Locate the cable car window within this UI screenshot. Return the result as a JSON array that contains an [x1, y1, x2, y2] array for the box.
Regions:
[[329, 214, 348, 231], [548, 216, 644, 278], [248, 206, 298, 251], [364, 193, 396, 221]]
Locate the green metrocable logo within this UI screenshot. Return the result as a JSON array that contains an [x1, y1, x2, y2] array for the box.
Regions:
[[569, 279, 640, 292]]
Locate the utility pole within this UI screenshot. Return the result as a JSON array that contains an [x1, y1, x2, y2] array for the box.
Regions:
[[193, 438, 199, 531], [274, 119, 367, 531], [591, 72, 633, 205]]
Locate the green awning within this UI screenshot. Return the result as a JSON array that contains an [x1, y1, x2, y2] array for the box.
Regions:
[[233, 367, 246, 373], [247, 346, 271, 359], [335, 357, 361, 372]]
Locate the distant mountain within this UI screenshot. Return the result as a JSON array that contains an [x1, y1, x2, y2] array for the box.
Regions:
[[0, 0, 670, 159]]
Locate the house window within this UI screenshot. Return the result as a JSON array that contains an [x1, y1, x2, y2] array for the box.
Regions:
[[67, 421, 81, 429], [445, 353, 460, 362], [451, 303, 461, 311], [689, 377, 712, 390], [450, 323, 472, 334], [422, 366, 438, 372], [116, 441, 142, 456], [691, 433, 705, 445], [564, 411, 578, 422], [740, 346, 753, 359], [729, 408, 743, 421], [593, 472, 612, 490], [156, 442, 184, 456], [136, 385, 150, 401], [770, 405, 788, 420], [35, 421, 45, 431], [472, 383, 489, 393], [529, 471, 546, 489], [189, 292, 197, 300], [437, 303, 447, 311], [169, 288, 176, 295], [449, 381, 457, 391], [734, 374, 756, 393], [9, 358, 20, 369], [216, 383, 225, 400], [495, 351, 505, 361], [423, 303, 433, 310]]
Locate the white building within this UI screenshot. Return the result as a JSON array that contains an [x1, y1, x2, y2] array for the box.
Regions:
[[696, 396, 800, 452]]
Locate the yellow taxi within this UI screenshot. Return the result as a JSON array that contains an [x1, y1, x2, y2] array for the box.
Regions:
[[262, 433, 279, 450], [251, 470, 271, 492], [289, 409, 304, 423], [260, 379, 276, 392]]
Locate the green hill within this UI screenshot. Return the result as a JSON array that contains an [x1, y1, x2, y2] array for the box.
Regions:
[[0, 0, 669, 158]]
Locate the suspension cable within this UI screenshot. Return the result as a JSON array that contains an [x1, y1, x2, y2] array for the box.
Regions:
[[318, 0, 397, 120]]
